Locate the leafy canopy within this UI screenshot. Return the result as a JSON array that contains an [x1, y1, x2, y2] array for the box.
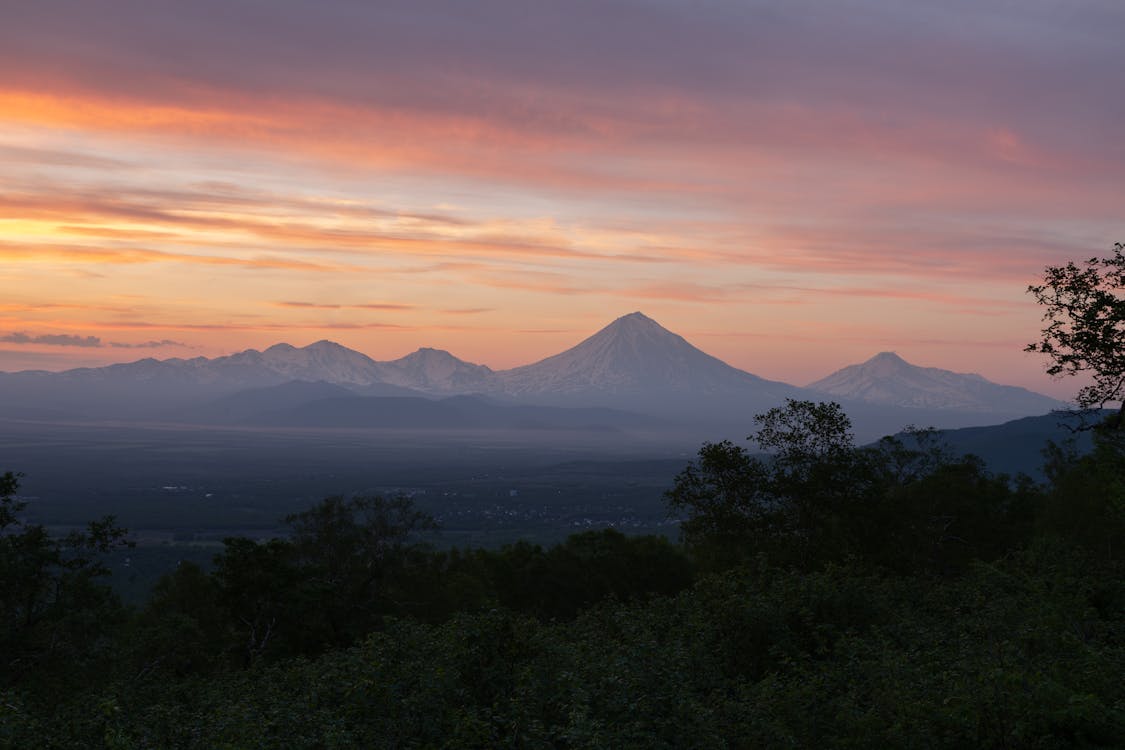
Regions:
[[1026, 242, 1125, 420], [666, 399, 1028, 572]]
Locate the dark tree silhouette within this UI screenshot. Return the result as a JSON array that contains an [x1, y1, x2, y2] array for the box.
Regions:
[[0, 471, 131, 690], [1026, 242, 1125, 428]]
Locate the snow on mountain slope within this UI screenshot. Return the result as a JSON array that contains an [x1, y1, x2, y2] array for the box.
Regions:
[[60, 340, 390, 388], [496, 312, 794, 397], [808, 352, 1065, 414], [221, 341, 389, 385]]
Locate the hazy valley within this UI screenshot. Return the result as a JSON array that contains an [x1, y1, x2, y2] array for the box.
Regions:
[[1, 312, 1081, 594]]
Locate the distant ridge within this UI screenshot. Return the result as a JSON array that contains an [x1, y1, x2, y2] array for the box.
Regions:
[[808, 351, 1065, 414], [910, 410, 1107, 479], [0, 314, 1066, 435]]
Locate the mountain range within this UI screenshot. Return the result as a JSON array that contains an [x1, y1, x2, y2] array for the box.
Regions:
[[0, 312, 1068, 440]]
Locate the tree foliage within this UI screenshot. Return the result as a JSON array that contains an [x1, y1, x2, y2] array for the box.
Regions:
[[667, 399, 1033, 573], [1026, 242, 1125, 424], [754, 398, 854, 467], [1040, 428, 1125, 560], [0, 471, 131, 694], [11, 545, 1122, 749]]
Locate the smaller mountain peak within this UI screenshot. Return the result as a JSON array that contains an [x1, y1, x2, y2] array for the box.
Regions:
[[304, 340, 348, 352], [404, 347, 456, 360], [868, 351, 907, 364], [809, 349, 1065, 413], [264, 343, 296, 353]]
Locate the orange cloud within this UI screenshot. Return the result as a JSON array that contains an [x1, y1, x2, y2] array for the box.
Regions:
[[273, 301, 416, 311], [0, 87, 647, 194], [0, 186, 684, 270], [0, 241, 361, 273], [442, 308, 493, 315]]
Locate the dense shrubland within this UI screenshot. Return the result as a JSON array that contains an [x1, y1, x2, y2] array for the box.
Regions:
[[2, 395, 1123, 748]]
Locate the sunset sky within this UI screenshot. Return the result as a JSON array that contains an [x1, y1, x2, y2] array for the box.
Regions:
[[1, 0, 1121, 397]]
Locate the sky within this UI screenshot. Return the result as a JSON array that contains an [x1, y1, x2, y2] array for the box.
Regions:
[[1, 0, 1121, 397]]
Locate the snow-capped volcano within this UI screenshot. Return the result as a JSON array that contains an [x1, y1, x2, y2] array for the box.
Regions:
[[497, 312, 794, 398], [808, 352, 1065, 414]]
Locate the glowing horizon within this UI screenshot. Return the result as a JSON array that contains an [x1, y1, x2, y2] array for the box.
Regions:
[[2, 1, 1121, 399]]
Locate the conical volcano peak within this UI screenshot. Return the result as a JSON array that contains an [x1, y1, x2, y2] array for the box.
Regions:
[[498, 312, 781, 396], [614, 311, 658, 325], [590, 311, 678, 342]]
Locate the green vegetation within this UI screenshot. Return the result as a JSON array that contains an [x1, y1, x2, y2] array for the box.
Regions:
[[666, 400, 1038, 574], [2, 397, 1123, 748]]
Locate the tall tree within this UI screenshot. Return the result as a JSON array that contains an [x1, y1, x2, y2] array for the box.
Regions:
[[1026, 242, 1125, 427], [666, 400, 868, 568]]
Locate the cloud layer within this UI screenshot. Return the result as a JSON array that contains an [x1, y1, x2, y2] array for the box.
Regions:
[[1, 1, 1120, 393]]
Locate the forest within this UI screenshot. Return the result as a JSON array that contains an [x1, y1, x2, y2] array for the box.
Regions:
[[1, 396, 1123, 748]]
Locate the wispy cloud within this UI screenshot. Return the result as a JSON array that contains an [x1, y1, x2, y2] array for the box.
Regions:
[[0, 186, 685, 271], [273, 301, 416, 311], [0, 240, 367, 273], [442, 308, 493, 315], [0, 144, 130, 169], [0, 331, 186, 348]]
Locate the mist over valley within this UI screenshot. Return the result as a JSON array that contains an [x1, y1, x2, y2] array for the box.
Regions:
[[1, 312, 1080, 588]]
